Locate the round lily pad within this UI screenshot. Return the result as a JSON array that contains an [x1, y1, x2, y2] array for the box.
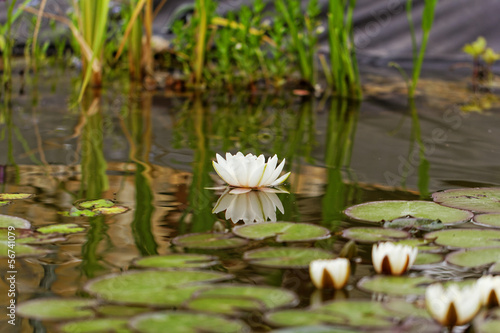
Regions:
[[244, 247, 334, 269], [381, 299, 431, 320], [94, 305, 151, 317], [233, 222, 330, 242], [413, 252, 444, 267], [424, 229, 500, 248], [133, 254, 219, 269], [265, 310, 345, 328], [473, 308, 500, 333], [93, 205, 129, 215], [384, 217, 445, 231], [59, 208, 98, 217], [446, 247, 500, 268], [0, 241, 51, 258], [393, 239, 443, 253], [130, 311, 250, 333], [0, 214, 31, 229], [473, 214, 500, 228], [272, 326, 359, 333], [432, 187, 500, 213], [37, 223, 85, 234], [172, 233, 249, 250], [59, 318, 131, 333], [186, 296, 264, 315], [0, 193, 34, 200], [17, 298, 98, 321], [344, 200, 472, 225], [84, 270, 232, 306], [75, 199, 115, 209], [342, 227, 410, 243], [191, 284, 299, 312], [357, 275, 434, 297]]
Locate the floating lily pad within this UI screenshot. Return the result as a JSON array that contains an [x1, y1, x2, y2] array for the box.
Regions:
[[94, 304, 151, 317], [37, 223, 85, 234], [432, 188, 500, 213], [384, 218, 445, 231], [357, 275, 434, 297], [84, 270, 232, 306], [59, 208, 98, 217], [59, 318, 131, 333], [0, 241, 51, 258], [393, 239, 442, 253], [0, 214, 31, 229], [342, 227, 410, 243], [130, 311, 250, 333], [133, 254, 219, 269], [345, 200, 472, 225], [191, 284, 299, 313], [93, 205, 129, 215], [233, 222, 330, 242], [473, 214, 500, 228], [265, 310, 345, 328], [75, 199, 115, 209], [446, 247, 500, 268], [490, 262, 500, 274], [473, 308, 500, 333], [0, 201, 11, 207], [425, 229, 500, 248], [17, 298, 98, 321], [185, 296, 263, 315], [381, 299, 431, 320], [172, 233, 248, 250], [0, 193, 34, 200], [244, 247, 334, 269], [272, 326, 359, 333], [413, 252, 444, 267], [16, 234, 67, 244]]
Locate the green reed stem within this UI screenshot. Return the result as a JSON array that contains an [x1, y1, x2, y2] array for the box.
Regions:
[[193, 0, 209, 87], [129, 0, 143, 81]]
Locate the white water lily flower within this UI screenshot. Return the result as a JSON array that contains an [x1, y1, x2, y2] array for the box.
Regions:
[[477, 275, 500, 307], [372, 242, 418, 276], [425, 283, 481, 328], [212, 188, 285, 224], [212, 152, 291, 188], [309, 258, 350, 290]]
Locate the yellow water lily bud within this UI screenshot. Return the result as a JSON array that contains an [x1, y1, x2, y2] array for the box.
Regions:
[[482, 48, 500, 65], [371, 242, 418, 276], [425, 283, 481, 328], [463, 36, 487, 57], [477, 275, 500, 308], [309, 258, 350, 290]]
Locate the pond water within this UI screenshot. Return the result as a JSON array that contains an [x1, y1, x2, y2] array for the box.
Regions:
[[2, 67, 500, 332]]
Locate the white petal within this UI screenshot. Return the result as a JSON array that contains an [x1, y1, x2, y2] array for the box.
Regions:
[[247, 162, 266, 188], [229, 188, 252, 194], [212, 189, 233, 213], [309, 260, 327, 289], [270, 171, 291, 186], [213, 161, 240, 186], [258, 155, 278, 186], [267, 158, 286, 185]]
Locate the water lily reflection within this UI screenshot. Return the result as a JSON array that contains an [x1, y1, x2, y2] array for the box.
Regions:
[[212, 188, 285, 224]]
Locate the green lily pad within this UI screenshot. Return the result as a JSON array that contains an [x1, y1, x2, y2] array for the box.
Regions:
[[84, 270, 232, 306], [265, 310, 346, 328], [93, 205, 129, 215], [37, 223, 85, 234], [0, 241, 51, 258], [59, 318, 131, 333], [133, 254, 219, 269], [384, 218, 445, 231], [17, 298, 98, 321], [94, 305, 150, 317], [244, 247, 334, 269], [432, 187, 500, 213], [0, 229, 66, 244], [473, 308, 500, 333], [172, 232, 249, 250], [342, 227, 410, 243], [413, 252, 444, 267], [490, 262, 500, 274], [185, 296, 264, 315], [233, 222, 330, 242], [381, 299, 431, 320], [129, 311, 250, 333], [0, 193, 34, 200], [473, 214, 500, 228], [0, 214, 31, 229], [424, 229, 500, 248], [75, 199, 115, 209], [357, 275, 434, 297], [59, 208, 98, 217], [191, 284, 299, 312], [0, 201, 11, 207], [446, 247, 500, 268], [345, 200, 472, 225], [393, 239, 442, 252], [272, 326, 359, 333]]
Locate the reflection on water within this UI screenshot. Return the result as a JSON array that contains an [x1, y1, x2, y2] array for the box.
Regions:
[[1, 70, 500, 330]]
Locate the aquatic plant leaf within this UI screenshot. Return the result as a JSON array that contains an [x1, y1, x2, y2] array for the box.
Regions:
[[0, 193, 34, 200], [92, 205, 129, 215], [193, 284, 299, 311], [37, 223, 85, 234], [424, 229, 500, 248], [59, 208, 98, 217], [446, 247, 500, 268], [185, 296, 263, 315], [0, 241, 51, 258], [381, 299, 432, 320], [0, 214, 31, 229], [473, 213, 500, 228], [0, 200, 11, 207], [59, 318, 131, 333], [75, 199, 115, 209], [345, 200, 472, 225], [357, 276, 434, 296], [393, 238, 442, 252], [265, 310, 346, 327], [244, 247, 334, 269], [17, 298, 98, 321], [133, 254, 219, 269], [94, 305, 150, 317], [172, 232, 248, 250], [413, 252, 444, 267], [233, 222, 330, 242], [85, 270, 232, 306], [490, 262, 500, 274], [432, 188, 500, 213], [341, 227, 410, 243], [473, 308, 500, 333], [271, 326, 359, 333], [384, 217, 445, 231], [129, 311, 251, 333]]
